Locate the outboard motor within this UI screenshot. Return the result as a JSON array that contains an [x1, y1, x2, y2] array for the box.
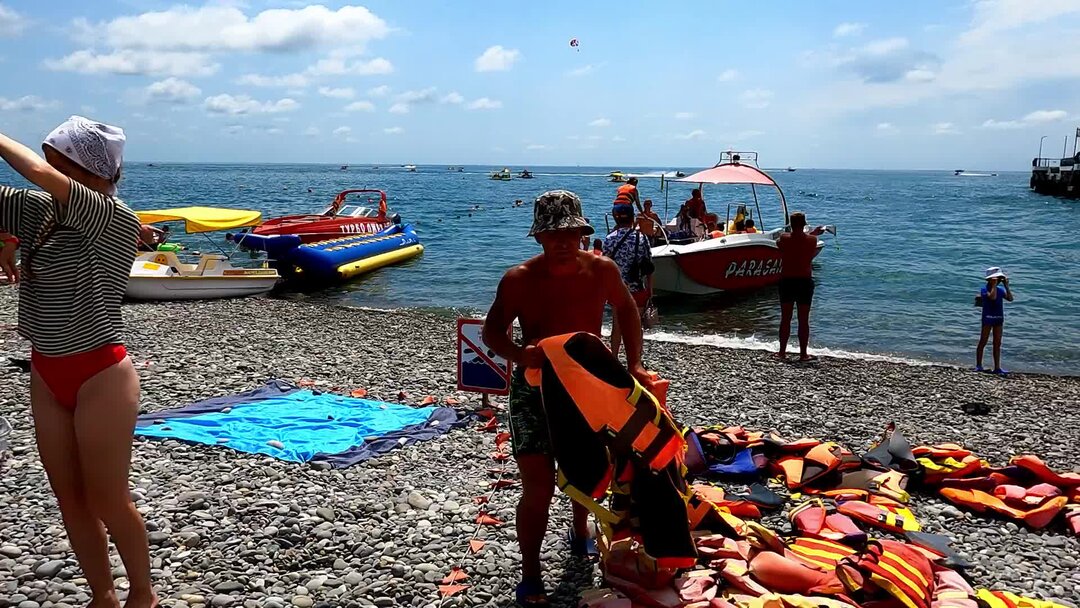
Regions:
[[390, 212, 403, 226]]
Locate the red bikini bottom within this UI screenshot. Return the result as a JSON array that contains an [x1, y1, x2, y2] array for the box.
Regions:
[[31, 344, 129, 411]]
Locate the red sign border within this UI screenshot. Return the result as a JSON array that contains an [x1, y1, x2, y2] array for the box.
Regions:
[[456, 318, 512, 396]]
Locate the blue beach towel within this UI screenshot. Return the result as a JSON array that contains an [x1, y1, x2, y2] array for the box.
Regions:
[[136, 380, 464, 466]]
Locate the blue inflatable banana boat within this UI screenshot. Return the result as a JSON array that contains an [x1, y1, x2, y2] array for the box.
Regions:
[[230, 224, 423, 282]]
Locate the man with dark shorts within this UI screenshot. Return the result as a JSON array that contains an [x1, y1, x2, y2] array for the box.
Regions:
[[776, 211, 823, 361], [483, 190, 650, 607]]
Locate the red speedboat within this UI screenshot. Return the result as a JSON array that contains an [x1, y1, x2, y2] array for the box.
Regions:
[[254, 189, 394, 243], [651, 152, 835, 295]]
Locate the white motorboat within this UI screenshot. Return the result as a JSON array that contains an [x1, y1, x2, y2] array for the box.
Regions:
[[127, 207, 280, 301], [404, 164, 418, 172], [649, 151, 835, 296]]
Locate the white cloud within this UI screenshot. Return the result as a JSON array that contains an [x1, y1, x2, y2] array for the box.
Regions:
[[981, 119, 1023, 130], [962, 0, 1080, 44], [0, 95, 59, 112], [568, 63, 606, 77], [833, 22, 867, 38], [238, 73, 310, 88], [1023, 109, 1069, 123], [86, 5, 390, 54], [717, 69, 739, 82], [676, 129, 706, 140], [741, 89, 774, 109], [397, 88, 434, 103], [904, 69, 937, 82], [145, 77, 201, 103], [306, 55, 393, 77], [475, 45, 520, 72], [612, 135, 627, 143], [318, 86, 355, 99], [674, 112, 695, 120], [44, 49, 219, 77], [589, 117, 612, 128], [466, 97, 502, 110], [345, 100, 375, 112], [981, 109, 1070, 130], [933, 122, 961, 135], [203, 94, 298, 115], [525, 144, 549, 150], [367, 85, 391, 97], [876, 122, 896, 132], [388, 103, 410, 114], [303, 126, 320, 137], [384, 126, 403, 135], [440, 91, 464, 104], [0, 4, 26, 37], [332, 126, 352, 137], [863, 37, 909, 55]]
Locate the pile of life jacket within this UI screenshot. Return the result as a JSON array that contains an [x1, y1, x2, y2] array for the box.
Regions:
[[550, 395, 1077, 608]]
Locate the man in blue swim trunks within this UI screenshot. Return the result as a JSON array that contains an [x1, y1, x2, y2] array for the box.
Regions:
[[975, 266, 1014, 373]]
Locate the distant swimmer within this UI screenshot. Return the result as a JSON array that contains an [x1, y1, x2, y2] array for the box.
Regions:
[[975, 267, 1014, 374], [308, 188, 313, 193]]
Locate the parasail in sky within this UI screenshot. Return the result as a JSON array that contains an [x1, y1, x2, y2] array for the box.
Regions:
[[569, 38, 580, 51]]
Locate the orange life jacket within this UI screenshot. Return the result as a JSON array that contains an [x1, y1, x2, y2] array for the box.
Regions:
[[975, 589, 1073, 608], [836, 540, 935, 608], [775, 442, 860, 490], [912, 444, 985, 484], [836, 499, 920, 534], [1008, 454, 1080, 489], [931, 569, 978, 608], [788, 498, 865, 544], [687, 484, 762, 531], [786, 537, 858, 572], [938, 486, 1067, 529], [749, 550, 846, 596], [614, 184, 638, 206]]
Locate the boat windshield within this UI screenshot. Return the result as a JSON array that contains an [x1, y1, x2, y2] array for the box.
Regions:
[[338, 205, 380, 218]]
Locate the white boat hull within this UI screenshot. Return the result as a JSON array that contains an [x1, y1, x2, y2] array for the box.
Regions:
[[127, 253, 279, 301]]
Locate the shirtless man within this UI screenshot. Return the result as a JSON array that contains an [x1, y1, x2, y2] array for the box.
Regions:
[[483, 190, 649, 607], [775, 211, 824, 361]]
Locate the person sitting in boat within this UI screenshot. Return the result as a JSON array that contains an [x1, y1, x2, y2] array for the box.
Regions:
[[744, 218, 758, 233], [636, 199, 662, 243], [726, 205, 749, 234], [138, 223, 166, 252], [685, 188, 707, 225], [591, 238, 603, 256]]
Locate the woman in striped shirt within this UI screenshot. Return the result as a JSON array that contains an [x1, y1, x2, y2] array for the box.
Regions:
[[0, 117, 156, 608]]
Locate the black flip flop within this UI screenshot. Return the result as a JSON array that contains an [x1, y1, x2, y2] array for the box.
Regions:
[[515, 578, 550, 608]]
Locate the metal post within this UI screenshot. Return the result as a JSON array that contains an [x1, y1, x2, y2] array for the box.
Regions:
[[1038, 135, 1047, 159], [481, 393, 490, 409], [1065, 136, 1070, 158]]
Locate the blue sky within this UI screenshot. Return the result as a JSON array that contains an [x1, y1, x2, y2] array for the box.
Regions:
[[1, 0, 1078, 169]]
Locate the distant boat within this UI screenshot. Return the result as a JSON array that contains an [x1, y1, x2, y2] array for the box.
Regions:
[[609, 171, 625, 183], [490, 168, 513, 181], [404, 165, 417, 172], [786, 167, 796, 172], [147, 163, 156, 167], [955, 169, 996, 177], [518, 169, 534, 179], [340, 165, 348, 171]]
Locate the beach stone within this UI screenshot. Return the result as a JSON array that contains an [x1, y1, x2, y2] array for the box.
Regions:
[[0, 546, 22, 558], [406, 491, 432, 510], [373, 598, 394, 607], [332, 559, 348, 571], [214, 581, 245, 593], [290, 597, 313, 608], [315, 507, 335, 522], [34, 561, 66, 579], [343, 572, 363, 586], [18, 601, 40, 608], [211, 595, 235, 607]]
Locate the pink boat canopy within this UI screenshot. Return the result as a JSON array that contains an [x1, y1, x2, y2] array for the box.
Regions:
[[676, 163, 778, 186]]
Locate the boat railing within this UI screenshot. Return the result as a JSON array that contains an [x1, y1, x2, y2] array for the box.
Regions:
[[719, 150, 759, 166], [1033, 157, 1061, 169]]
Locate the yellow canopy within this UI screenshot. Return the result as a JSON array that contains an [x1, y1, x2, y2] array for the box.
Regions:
[[136, 207, 263, 234]]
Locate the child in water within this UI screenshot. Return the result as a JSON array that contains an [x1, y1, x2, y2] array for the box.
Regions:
[[975, 267, 1014, 374]]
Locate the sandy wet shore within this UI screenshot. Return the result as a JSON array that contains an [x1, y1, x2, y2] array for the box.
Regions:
[[1, 288, 1078, 608]]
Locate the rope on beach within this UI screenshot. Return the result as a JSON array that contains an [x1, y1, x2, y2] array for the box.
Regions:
[[436, 410, 512, 606]]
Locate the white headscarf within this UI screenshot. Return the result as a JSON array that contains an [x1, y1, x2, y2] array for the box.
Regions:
[[43, 116, 126, 194]]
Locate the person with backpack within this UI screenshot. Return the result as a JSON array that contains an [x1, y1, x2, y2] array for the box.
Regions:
[[603, 202, 655, 357]]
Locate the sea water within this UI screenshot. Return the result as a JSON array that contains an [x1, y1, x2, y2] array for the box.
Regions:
[[3, 163, 1077, 375]]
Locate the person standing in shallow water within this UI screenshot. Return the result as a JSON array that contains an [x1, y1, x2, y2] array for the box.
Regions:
[[483, 190, 650, 608], [775, 211, 824, 362], [975, 267, 1014, 374], [0, 117, 157, 608]]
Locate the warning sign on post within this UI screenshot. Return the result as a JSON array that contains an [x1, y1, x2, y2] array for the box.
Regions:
[[457, 318, 512, 395]]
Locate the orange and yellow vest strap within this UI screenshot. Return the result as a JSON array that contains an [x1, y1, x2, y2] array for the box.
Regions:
[[975, 589, 1072, 608], [836, 540, 933, 608], [787, 536, 857, 572]]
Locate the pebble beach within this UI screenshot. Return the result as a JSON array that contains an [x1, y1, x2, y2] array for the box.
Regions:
[[2, 287, 1079, 608]]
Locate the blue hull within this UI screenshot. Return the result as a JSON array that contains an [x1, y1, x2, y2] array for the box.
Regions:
[[230, 224, 422, 281]]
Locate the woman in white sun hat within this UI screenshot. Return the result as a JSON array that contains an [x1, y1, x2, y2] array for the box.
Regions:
[[0, 116, 156, 607], [974, 266, 1014, 374]]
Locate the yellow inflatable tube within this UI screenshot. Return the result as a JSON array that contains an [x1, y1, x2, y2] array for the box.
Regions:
[[336, 244, 424, 279]]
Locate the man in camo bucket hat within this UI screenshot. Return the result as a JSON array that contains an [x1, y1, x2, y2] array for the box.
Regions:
[[528, 189, 594, 236], [484, 190, 653, 607]]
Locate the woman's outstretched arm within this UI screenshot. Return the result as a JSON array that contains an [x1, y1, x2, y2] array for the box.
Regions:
[[0, 132, 71, 204]]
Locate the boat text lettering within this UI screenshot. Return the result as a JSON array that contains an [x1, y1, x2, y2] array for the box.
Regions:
[[725, 258, 783, 278]]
